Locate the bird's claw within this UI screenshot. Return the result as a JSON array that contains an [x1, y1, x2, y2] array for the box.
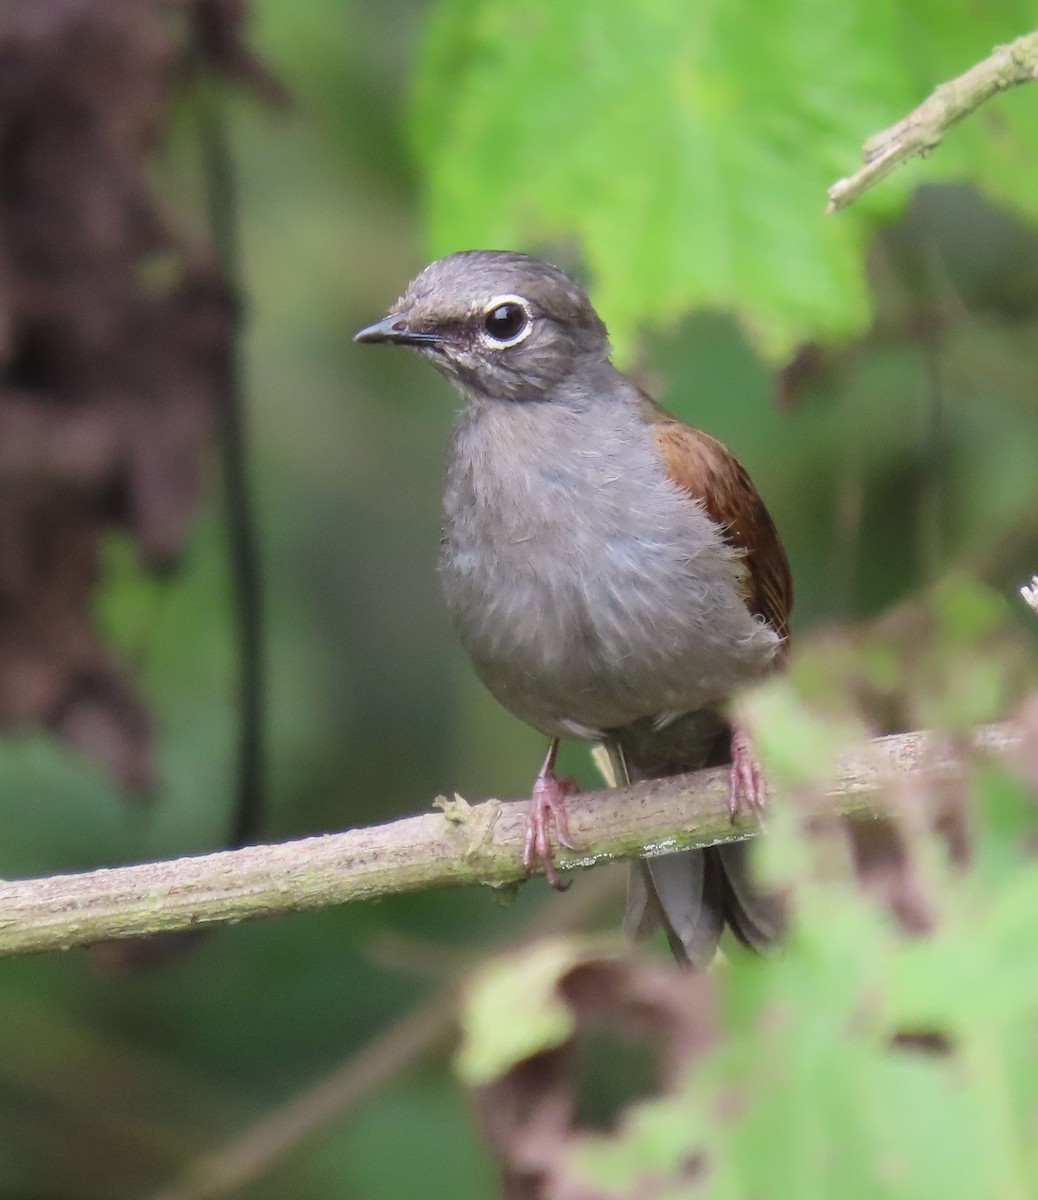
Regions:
[[728, 725, 767, 827], [523, 772, 578, 890]]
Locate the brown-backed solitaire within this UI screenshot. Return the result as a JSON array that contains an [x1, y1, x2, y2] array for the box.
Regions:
[[355, 250, 791, 965]]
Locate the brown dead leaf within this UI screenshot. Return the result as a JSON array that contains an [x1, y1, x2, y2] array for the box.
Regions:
[[472, 952, 714, 1200]]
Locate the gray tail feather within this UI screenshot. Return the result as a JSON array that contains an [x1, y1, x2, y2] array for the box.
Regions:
[[624, 844, 783, 968], [610, 723, 785, 968], [624, 851, 723, 967], [717, 841, 786, 948]]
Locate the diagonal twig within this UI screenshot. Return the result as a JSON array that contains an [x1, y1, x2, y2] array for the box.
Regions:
[[828, 30, 1038, 212], [149, 869, 622, 1200]]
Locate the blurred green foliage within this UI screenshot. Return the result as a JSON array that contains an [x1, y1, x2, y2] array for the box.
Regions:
[[415, 1, 1038, 358], [458, 758, 1038, 1199], [457, 585, 1038, 1194], [1, 2, 1037, 1197]]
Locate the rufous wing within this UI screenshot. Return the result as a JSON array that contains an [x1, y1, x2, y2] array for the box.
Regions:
[[640, 395, 793, 642]]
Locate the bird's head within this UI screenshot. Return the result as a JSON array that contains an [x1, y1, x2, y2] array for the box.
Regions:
[[354, 250, 610, 401]]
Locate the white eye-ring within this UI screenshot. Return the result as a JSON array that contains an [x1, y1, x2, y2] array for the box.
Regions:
[[480, 295, 533, 348]]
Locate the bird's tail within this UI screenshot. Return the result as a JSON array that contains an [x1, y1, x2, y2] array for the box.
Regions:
[[611, 719, 785, 968], [624, 842, 784, 967]]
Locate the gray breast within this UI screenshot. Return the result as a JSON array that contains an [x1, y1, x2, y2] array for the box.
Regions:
[[439, 385, 780, 741]]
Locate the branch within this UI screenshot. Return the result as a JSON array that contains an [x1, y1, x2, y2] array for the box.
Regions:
[[151, 871, 623, 1200], [827, 30, 1038, 212], [0, 724, 1022, 959]]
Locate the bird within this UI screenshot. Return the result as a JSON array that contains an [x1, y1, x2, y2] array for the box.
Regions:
[[354, 250, 791, 966]]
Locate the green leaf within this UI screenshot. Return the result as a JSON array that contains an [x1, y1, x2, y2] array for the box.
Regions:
[[456, 937, 600, 1085], [412, 1, 1038, 359]]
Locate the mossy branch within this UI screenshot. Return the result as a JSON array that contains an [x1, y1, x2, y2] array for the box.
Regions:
[[828, 30, 1038, 211], [0, 724, 1022, 958]]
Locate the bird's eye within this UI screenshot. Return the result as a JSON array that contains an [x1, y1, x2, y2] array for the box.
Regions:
[[481, 298, 531, 346]]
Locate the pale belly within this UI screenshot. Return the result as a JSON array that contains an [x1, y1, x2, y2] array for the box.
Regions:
[[439, 392, 782, 741], [440, 520, 780, 741]]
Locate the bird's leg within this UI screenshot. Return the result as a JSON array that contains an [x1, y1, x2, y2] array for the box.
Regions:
[[728, 721, 767, 826], [523, 738, 579, 890]]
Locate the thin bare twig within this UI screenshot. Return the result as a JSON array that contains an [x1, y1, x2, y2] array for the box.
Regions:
[[150, 869, 623, 1200], [827, 30, 1038, 212], [0, 724, 1022, 959], [190, 34, 266, 848]]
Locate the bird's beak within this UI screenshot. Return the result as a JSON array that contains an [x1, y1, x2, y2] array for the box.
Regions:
[[353, 313, 443, 347]]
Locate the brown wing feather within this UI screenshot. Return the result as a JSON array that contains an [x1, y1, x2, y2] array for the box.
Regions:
[[640, 395, 793, 642]]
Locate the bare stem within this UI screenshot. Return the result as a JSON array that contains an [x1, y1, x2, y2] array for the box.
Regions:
[[827, 30, 1038, 212], [0, 724, 1022, 959], [150, 870, 622, 1200], [190, 40, 266, 849]]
